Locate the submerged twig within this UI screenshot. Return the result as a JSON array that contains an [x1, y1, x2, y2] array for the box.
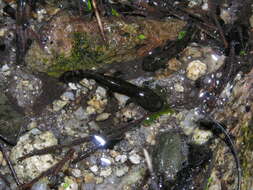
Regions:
[[19, 149, 75, 190], [208, 2, 228, 48], [16, 0, 30, 65], [18, 136, 91, 161], [143, 148, 160, 190], [0, 143, 20, 186]]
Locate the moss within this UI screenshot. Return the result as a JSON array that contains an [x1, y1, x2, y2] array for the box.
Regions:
[[204, 177, 213, 190], [143, 105, 174, 125], [137, 34, 147, 40], [239, 121, 253, 180], [241, 121, 253, 151], [47, 32, 112, 77], [178, 30, 187, 40], [111, 8, 120, 17]]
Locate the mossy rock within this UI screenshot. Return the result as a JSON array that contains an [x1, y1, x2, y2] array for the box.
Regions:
[[25, 11, 186, 77]]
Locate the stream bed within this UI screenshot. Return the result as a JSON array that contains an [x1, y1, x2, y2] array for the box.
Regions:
[[0, 0, 253, 190]]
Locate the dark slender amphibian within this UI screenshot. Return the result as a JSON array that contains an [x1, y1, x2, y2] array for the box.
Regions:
[[59, 70, 164, 112], [199, 116, 241, 190]]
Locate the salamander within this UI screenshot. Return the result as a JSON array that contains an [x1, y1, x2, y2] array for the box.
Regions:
[[199, 116, 241, 190], [59, 70, 164, 112]]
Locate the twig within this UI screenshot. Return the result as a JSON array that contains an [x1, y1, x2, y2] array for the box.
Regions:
[[18, 136, 91, 161], [19, 149, 75, 190], [92, 0, 106, 42], [0, 143, 20, 186]]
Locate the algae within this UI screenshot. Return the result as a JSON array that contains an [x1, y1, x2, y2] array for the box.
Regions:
[[47, 32, 113, 77]]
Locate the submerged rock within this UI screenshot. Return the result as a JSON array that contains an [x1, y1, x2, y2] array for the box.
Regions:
[[152, 131, 188, 183], [0, 92, 25, 145], [25, 11, 186, 76], [10, 130, 59, 183], [7, 69, 43, 110]]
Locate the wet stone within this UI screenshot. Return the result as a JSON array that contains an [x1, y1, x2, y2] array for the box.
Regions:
[[115, 166, 129, 177], [8, 69, 43, 109], [0, 177, 10, 190], [99, 167, 112, 177], [81, 183, 96, 190], [71, 169, 82, 178], [115, 154, 128, 163], [31, 181, 50, 190], [61, 91, 75, 101], [186, 60, 207, 81], [182, 46, 202, 60], [0, 92, 24, 145], [10, 130, 59, 183], [73, 107, 89, 121], [114, 93, 129, 107], [96, 113, 110, 121], [90, 165, 99, 174], [152, 131, 188, 182], [129, 154, 141, 165], [52, 99, 68, 111]]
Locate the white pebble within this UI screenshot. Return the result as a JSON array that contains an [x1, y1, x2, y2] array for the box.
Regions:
[[1, 64, 10, 72], [61, 91, 75, 101], [96, 87, 107, 97], [115, 155, 128, 163], [96, 113, 110, 121], [90, 165, 98, 173], [129, 154, 141, 165], [71, 169, 82, 178]]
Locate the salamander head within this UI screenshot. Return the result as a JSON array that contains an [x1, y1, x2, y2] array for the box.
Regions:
[[59, 70, 84, 83], [135, 88, 164, 112]]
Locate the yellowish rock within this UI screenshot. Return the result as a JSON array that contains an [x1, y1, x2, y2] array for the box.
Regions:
[[186, 60, 207, 81]]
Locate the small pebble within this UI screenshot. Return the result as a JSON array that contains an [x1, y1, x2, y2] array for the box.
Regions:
[[84, 172, 96, 183], [129, 154, 141, 165], [100, 157, 112, 167], [174, 83, 184, 92], [186, 60, 207, 81], [90, 165, 99, 173], [81, 183, 96, 190], [167, 58, 182, 71], [61, 91, 75, 101], [68, 83, 80, 90], [115, 166, 129, 177], [74, 107, 89, 121], [114, 93, 129, 107], [1, 64, 9, 72], [31, 181, 49, 190], [99, 168, 112, 177], [183, 47, 202, 60], [192, 128, 213, 145], [52, 100, 68, 111], [115, 155, 128, 163], [71, 169, 82, 178], [96, 113, 110, 121], [95, 87, 107, 97], [80, 79, 94, 90]]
